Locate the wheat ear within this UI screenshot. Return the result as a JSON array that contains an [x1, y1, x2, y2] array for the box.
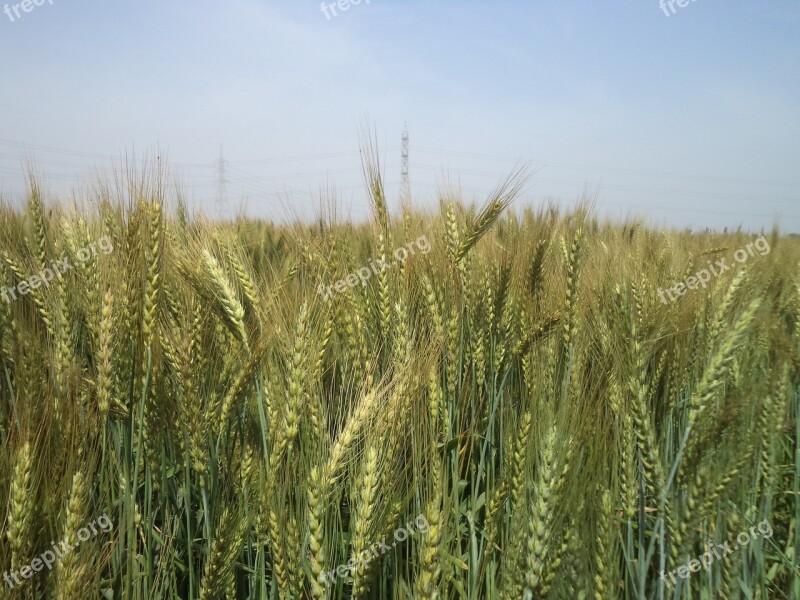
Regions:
[[7, 441, 34, 570]]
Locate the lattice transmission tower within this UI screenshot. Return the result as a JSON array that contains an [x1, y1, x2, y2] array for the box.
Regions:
[[401, 123, 410, 202], [214, 144, 229, 220]]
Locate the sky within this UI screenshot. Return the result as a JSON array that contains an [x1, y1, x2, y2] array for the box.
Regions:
[[0, 0, 798, 232]]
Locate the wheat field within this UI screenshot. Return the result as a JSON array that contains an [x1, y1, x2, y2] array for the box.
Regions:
[[0, 163, 798, 599]]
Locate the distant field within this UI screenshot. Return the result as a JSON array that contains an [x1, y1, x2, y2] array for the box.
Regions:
[[0, 166, 797, 599]]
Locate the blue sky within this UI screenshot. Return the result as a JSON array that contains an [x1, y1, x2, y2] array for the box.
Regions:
[[1, 0, 798, 231]]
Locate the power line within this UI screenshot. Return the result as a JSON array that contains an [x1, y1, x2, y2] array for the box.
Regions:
[[234, 149, 383, 165], [0, 138, 797, 223], [412, 146, 800, 188], [407, 162, 800, 206]]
